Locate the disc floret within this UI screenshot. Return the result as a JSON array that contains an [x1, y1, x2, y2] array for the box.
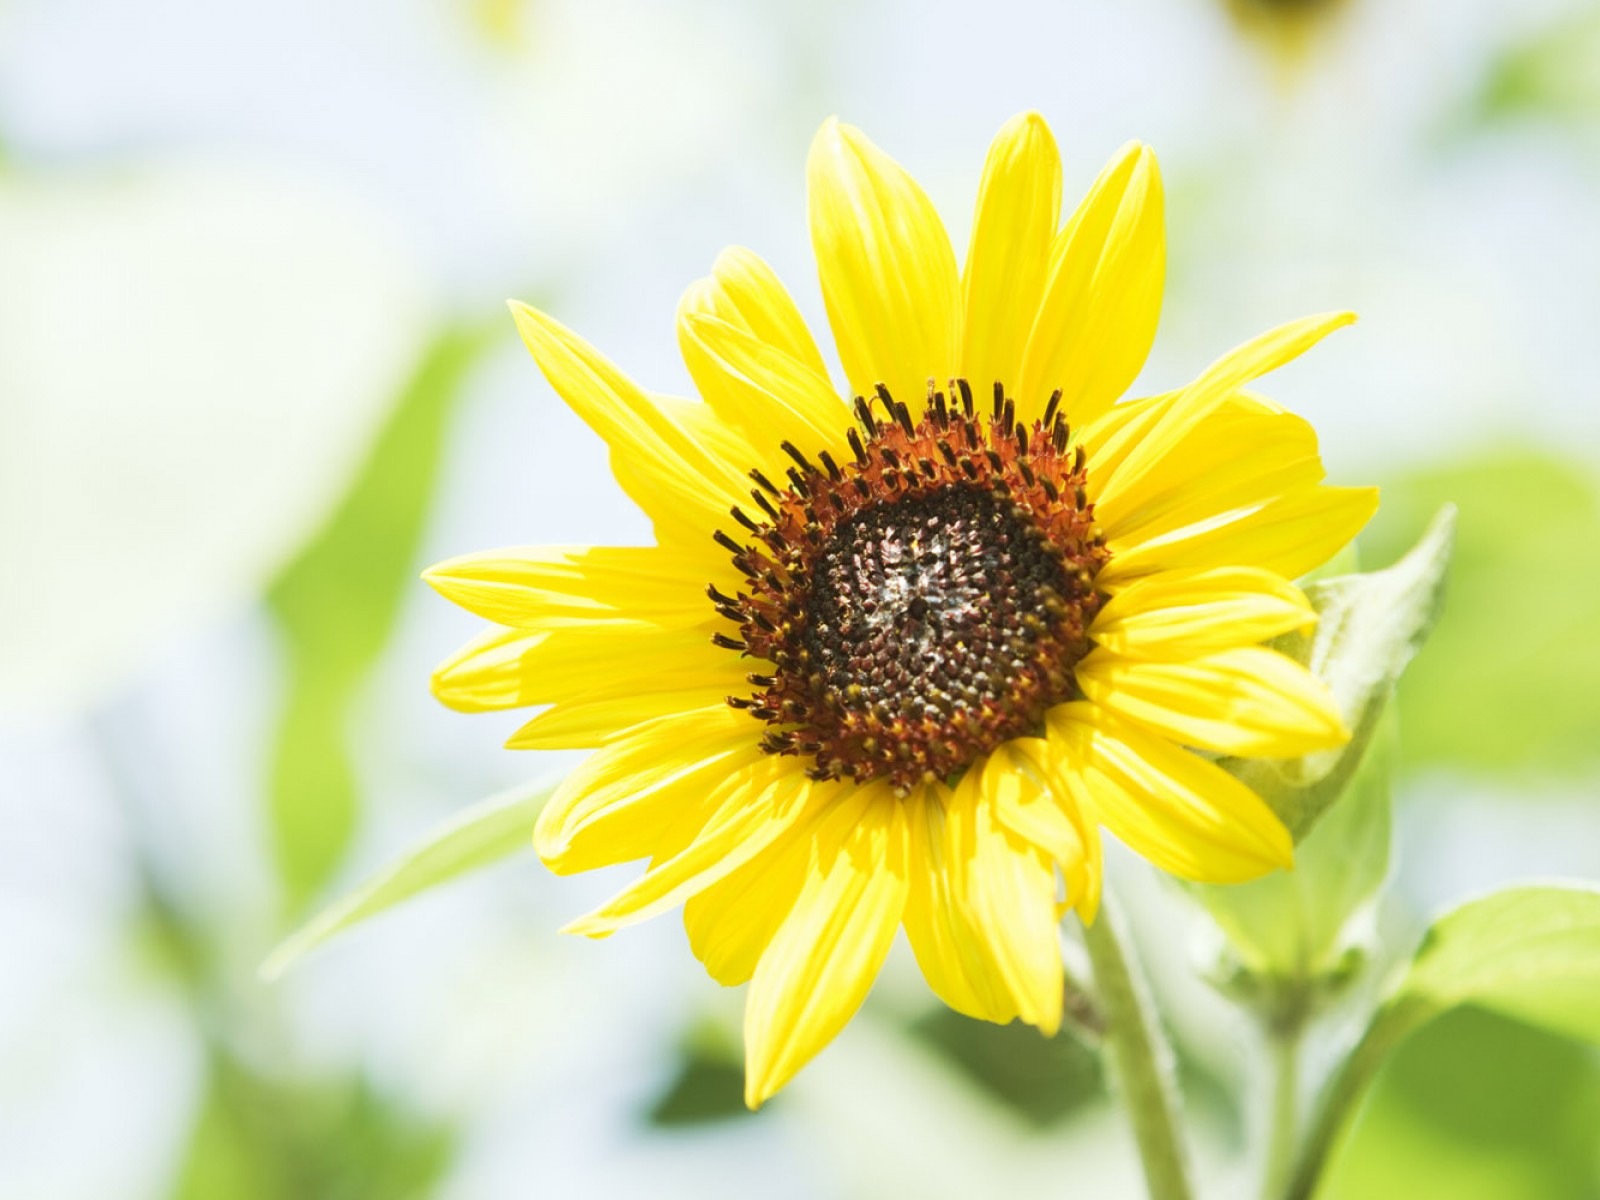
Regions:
[[710, 381, 1109, 793]]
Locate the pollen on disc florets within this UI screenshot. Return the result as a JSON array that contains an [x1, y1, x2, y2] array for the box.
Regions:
[[708, 380, 1109, 794]]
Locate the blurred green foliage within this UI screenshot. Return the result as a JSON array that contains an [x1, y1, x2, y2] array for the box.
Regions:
[[907, 1007, 1242, 1144], [647, 1017, 761, 1127], [648, 1056, 753, 1127], [646, 1056, 752, 1132], [1363, 450, 1600, 778], [150, 325, 503, 1200], [1475, 8, 1600, 125], [266, 327, 494, 915], [176, 1051, 455, 1200], [265, 776, 556, 979], [1325, 1007, 1600, 1200], [908, 1009, 1104, 1128]]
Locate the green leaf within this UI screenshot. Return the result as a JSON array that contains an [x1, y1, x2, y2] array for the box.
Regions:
[[647, 1054, 752, 1127], [1395, 883, 1600, 1043], [1289, 883, 1600, 1197], [907, 1007, 1105, 1129], [1224, 504, 1455, 841], [1321, 1008, 1600, 1200], [261, 776, 556, 981], [1362, 451, 1600, 777], [265, 325, 495, 914], [646, 1018, 761, 1128]]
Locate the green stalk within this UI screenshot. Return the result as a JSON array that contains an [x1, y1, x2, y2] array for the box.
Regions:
[[1284, 999, 1423, 1200], [1081, 899, 1197, 1200], [1259, 1029, 1300, 1199]]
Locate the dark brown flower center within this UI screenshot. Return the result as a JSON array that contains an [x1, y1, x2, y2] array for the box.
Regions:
[[709, 381, 1108, 793]]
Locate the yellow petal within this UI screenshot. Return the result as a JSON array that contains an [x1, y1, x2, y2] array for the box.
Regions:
[[681, 245, 829, 379], [1090, 394, 1325, 545], [430, 626, 542, 713], [678, 310, 851, 471], [902, 782, 994, 1021], [1047, 703, 1293, 883], [423, 544, 712, 629], [1076, 389, 1169, 482], [1089, 567, 1316, 657], [1099, 484, 1380, 585], [1077, 645, 1347, 757], [504, 685, 737, 750], [1018, 142, 1164, 425], [431, 619, 742, 714], [960, 112, 1061, 399], [744, 782, 908, 1106], [958, 764, 1065, 1032], [1093, 311, 1355, 513], [684, 801, 825, 986], [513, 626, 741, 708], [533, 704, 763, 873], [562, 755, 819, 938], [807, 118, 959, 419], [650, 391, 765, 486], [509, 302, 749, 543], [984, 740, 1098, 910], [903, 766, 1064, 1033]]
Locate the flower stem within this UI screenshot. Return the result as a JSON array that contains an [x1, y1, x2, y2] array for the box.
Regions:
[[1284, 999, 1423, 1200], [1259, 1029, 1300, 1200], [1081, 899, 1196, 1200]]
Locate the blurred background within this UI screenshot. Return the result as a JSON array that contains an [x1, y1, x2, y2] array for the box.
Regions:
[[3, 0, 1599, 1196]]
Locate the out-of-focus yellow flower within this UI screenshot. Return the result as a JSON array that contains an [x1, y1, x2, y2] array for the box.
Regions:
[[426, 113, 1375, 1106], [469, 0, 525, 48], [1226, 0, 1355, 67]]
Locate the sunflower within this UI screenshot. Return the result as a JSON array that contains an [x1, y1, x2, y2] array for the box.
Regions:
[[426, 112, 1376, 1107]]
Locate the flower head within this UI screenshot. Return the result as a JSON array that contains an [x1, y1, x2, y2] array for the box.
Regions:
[[426, 112, 1376, 1106]]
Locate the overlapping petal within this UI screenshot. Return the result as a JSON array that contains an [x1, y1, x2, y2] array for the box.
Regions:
[[678, 311, 852, 472], [984, 740, 1101, 920], [902, 783, 991, 1021], [429, 625, 541, 713], [743, 782, 908, 1106], [562, 754, 822, 938], [504, 685, 739, 750], [422, 544, 711, 629], [1089, 393, 1325, 547], [510, 303, 752, 543], [683, 809, 817, 987], [1090, 311, 1355, 513], [1047, 703, 1294, 883], [1097, 483, 1379, 586], [903, 766, 1064, 1033], [1018, 142, 1164, 425], [1077, 646, 1347, 757], [1089, 566, 1315, 657], [960, 112, 1061, 399], [534, 705, 763, 873], [808, 118, 959, 418], [680, 245, 829, 378], [430, 619, 743, 715]]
